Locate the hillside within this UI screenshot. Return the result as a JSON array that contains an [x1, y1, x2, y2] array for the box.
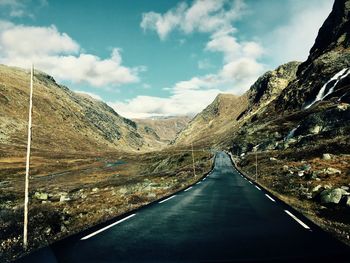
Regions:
[[134, 116, 191, 144], [0, 65, 156, 153], [173, 94, 248, 147], [174, 61, 300, 148]]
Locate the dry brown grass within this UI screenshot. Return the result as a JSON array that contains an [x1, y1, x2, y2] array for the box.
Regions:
[[0, 146, 213, 263]]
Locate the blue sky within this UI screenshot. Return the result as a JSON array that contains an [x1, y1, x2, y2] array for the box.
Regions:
[[0, 0, 333, 118]]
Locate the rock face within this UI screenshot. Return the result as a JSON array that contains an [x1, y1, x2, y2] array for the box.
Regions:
[[276, 0, 350, 110], [247, 62, 301, 107], [174, 61, 300, 148], [0, 65, 152, 152], [227, 0, 350, 157]]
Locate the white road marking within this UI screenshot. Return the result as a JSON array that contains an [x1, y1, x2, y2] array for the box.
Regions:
[[159, 195, 176, 204], [255, 185, 261, 190], [184, 187, 193, 192], [249, 181, 253, 184], [81, 214, 136, 240], [196, 182, 201, 185], [265, 194, 276, 202], [285, 210, 311, 230]]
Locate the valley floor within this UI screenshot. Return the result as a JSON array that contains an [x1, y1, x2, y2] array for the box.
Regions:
[[0, 145, 213, 262]]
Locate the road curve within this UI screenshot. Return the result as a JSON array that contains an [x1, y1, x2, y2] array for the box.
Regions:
[[17, 152, 350, 262]]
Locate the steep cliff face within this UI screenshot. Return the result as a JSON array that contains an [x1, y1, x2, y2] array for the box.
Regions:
[[0, 64, 148, 153], [276, 0, 350, 110]]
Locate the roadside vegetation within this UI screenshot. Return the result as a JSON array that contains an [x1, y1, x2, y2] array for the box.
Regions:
[[0, 146, 213, 262]]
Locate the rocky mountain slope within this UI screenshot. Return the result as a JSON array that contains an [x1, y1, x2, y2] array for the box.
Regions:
[[174, 61, 300, 148], [0, 65, 158, 153], [133, 116, 191, 144], [173, 94, 248, 147]]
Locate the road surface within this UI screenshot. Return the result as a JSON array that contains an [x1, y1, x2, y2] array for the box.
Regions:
[[18, 152, 350, 262]]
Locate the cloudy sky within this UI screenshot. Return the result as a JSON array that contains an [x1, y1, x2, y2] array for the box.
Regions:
[[0, 0, 333, 118]]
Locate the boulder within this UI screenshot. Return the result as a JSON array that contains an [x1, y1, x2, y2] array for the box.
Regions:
[[325, 167, 341, 175], [322, 153, 332, 160], [34, 192, 48, 200], [320, 188, 346, 204]]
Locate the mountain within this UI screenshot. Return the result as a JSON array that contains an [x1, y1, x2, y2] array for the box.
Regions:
[[173, 93, 248, 147], [133, 116, 191, 144], [174, 61, 300, 147], [276, 0, 350, 110], [0, 64, 150, 153], [231, 0, 350, 154], [174, 0, 350, 244]]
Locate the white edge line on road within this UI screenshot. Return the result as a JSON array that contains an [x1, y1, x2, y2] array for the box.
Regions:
[[81, 214, 136, 240], [255, 185, 261, 190], [285, 210, 311, 230], [159, 195, 176, 204], [196, 182, 201, 185], [184, 186, 193, 192], [265, 194, 276, 202], [249, 181, 253, 184]]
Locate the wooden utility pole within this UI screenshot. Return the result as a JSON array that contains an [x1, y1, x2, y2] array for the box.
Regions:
[[23, 64, 33, 250], [191, 143, 196, 177], [255, 151, 258, 181]]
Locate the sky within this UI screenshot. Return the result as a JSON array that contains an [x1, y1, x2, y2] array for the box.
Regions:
[[0, 0, 333, 118]]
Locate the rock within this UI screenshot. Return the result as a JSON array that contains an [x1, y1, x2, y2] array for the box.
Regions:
[[270, 157, 278, 161], [282, 165, 289, 172], [341, 186, 349, 191], [322, 153, 332, 160], [312, 185, 323, 193], [92, 187, 99, 192], [34, 192, 48, 200], [44, 227, 51, 235], [309, 125, 322, 134], [298, 171, 304, 177], [320, 188, 345, 204], [325, 167, 341, 175], [60, 195, 70, 202]]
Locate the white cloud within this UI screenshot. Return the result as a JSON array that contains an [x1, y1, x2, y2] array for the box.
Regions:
[[266, 0, 333, 64], [0, 0, 44, 18], [125, 0, 264, 118], [108, 88, 221, 119], [0, 22, 141, 87], [141, 0, 245, 40]]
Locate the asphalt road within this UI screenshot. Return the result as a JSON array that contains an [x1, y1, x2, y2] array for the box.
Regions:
[[18, 152, 350, 262]]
